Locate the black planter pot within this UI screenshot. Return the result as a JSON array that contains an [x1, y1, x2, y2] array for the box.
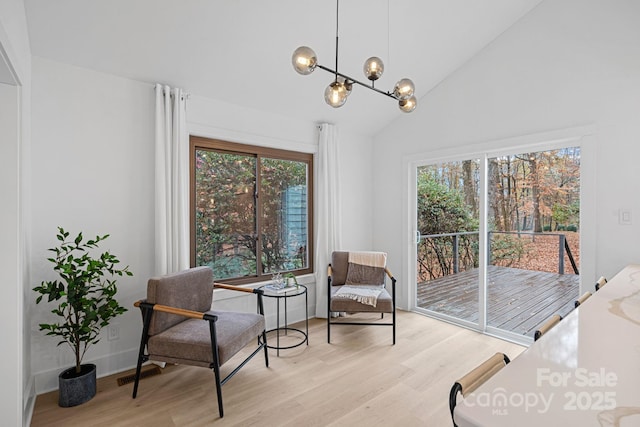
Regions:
[[58, 363, 97, 407]]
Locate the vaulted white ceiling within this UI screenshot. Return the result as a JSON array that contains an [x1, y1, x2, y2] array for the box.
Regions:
[[24, 0, 542, 136]]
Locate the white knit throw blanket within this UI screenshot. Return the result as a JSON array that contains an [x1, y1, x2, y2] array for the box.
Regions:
[[335, 285, 383, 307]]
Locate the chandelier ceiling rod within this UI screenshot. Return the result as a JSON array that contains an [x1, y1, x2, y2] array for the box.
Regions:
[[334, 0, 339, 79], [291, 0, 417, 112], [316, 65, 398, 100]]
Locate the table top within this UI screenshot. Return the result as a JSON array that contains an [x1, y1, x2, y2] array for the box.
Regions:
[[454, 264, 640, 427], [259, 283, 307, 298]]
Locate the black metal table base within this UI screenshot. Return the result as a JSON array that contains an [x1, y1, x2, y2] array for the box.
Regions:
[[262, 327, 308, 352], [258, 284, 309, 356]]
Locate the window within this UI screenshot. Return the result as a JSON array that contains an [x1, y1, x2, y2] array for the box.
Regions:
[[190, 136, 313, 284]]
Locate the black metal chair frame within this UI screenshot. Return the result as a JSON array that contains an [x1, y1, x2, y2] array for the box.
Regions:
[[327, 264, 397, 345], [449, 353, 511, 427], [132, 285, 268, 418]]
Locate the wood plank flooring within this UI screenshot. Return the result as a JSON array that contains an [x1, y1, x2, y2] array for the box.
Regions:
[[416, 265, 580, 337], [30, 311, 524, 427]]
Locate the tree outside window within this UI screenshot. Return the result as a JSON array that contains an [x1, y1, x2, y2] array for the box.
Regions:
[[191, 137, 313, 283]]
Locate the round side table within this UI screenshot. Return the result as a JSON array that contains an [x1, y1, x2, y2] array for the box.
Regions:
[[258, 284, 308, 356]]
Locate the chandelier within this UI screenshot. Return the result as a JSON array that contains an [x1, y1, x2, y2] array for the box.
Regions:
[[291, 0, 417, 113]]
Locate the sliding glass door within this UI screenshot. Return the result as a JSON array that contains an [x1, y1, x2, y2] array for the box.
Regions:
[[413, 146, 581, 342]]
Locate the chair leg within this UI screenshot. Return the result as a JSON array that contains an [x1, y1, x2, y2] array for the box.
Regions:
[[327, 276, 332, 344], [208, 319, 224, 418], [262, 329, 269, 367], [327, 303, 331, 344], [133, 304, 153, 398], [132, 353, 144, 399], [212, 364, 223, 418], [392, 309, 396, 345]]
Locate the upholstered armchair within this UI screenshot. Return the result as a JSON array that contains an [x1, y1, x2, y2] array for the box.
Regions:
[[327, 251, 396, 344], [132, 266, 268, 418]]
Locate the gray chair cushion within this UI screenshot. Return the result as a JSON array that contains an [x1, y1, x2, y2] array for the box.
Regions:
[[147, 266, 214, 336], [329, 285, 394, 313], [148, 309, 265, 367]]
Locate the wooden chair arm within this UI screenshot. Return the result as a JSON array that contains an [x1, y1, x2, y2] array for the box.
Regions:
[[575, 291, 592, 307], [385, 268, 395, 281], [534, 314, 562, 341], [456, 352, 510, 396], [328, 264, 333, 277], [595, 276, 608, 291], [214, 282, 261, 294], [134, 300, 214, 321]]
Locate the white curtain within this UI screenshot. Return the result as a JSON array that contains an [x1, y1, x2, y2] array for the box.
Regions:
[[315, 123, 343, 318], [154, 84, 190, 275]]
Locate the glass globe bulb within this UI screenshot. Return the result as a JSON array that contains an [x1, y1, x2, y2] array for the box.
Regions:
[[337, 76, 353, 96], [398, 95, 417, 113], [363, 57, 384, 81], [324, 81, 348, 108], [292, 46, 317, 75], [394, 78, 415, 100]]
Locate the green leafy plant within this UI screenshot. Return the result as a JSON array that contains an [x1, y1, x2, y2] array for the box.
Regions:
[[33, 227, 132, 375], [284, 272, 299, 287]]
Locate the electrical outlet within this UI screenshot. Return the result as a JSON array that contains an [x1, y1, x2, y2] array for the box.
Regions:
[[108, 324, 120, 341], [619, 208, 632, 225]]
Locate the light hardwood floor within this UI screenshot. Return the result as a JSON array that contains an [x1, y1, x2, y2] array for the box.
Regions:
[[31, 311, 524, 427]]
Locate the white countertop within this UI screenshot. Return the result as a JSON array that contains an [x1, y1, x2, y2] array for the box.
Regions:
[[454, 264, 640, 427]]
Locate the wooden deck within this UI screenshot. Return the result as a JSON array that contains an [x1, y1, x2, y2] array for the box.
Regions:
[[416, 265, 580, 338]]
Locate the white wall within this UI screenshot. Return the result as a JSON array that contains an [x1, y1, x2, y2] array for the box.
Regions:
[[336, 129, 375, 251], [373, 0, 640, 306], [0, 0, 31, 425], [30, 57, 374, 394], [30, 57, 155, 393]]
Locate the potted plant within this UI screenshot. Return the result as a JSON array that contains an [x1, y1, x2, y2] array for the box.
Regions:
[[33, 227, 132, 407], [284, 272, 299, 288]]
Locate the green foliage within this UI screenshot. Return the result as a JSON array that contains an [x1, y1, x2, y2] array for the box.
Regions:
[[417, 171, 477, 235], [417, 171, 479, 280], [33, 227, 132, 374], [490, 233, 526, 266], [552, 202, 580, 230], [284, 272, 299, 286], [194, 150, 309, 279]]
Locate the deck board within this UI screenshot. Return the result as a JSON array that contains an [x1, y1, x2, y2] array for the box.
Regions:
[[416, 265, 580, 338]]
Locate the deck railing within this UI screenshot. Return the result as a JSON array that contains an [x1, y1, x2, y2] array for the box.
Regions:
[[418, 230, 579, 276]]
